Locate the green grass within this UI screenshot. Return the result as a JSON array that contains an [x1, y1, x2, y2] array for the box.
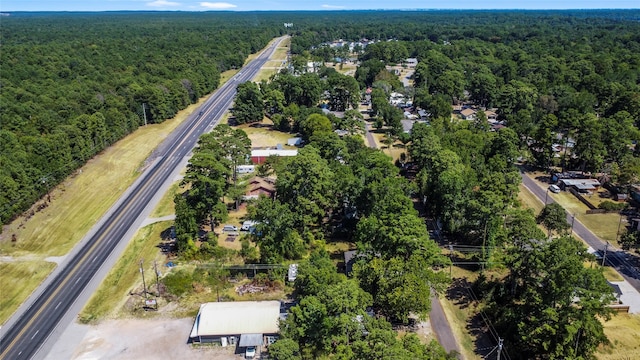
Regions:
[[79, 221, 171, 323], [238, 119, 296, 148], [0, 260, 56, 324], [149, 181, 181, 218], [440, 266, 483, 360], [253, 68, 279, 82]]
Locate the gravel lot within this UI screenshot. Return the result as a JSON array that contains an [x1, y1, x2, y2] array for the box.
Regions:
[[46, 318, 243, 360]]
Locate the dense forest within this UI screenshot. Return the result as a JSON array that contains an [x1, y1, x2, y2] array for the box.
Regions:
[[3, 10, 640, 227], [0, 12, 286, 225]]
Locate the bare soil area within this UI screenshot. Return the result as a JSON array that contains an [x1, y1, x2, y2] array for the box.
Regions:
[[70, 318, 242, 360]]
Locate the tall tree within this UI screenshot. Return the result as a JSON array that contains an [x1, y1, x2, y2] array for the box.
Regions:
[[487, 236, 614, 359], [233, 81, 264, 124]]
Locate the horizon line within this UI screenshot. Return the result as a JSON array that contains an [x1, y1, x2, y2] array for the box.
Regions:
[[2, 8, 639, 13]]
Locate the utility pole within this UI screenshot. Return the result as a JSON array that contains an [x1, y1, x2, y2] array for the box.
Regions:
[[571, 213, 576, 233], [449, 245, 454, 278], [616, 215, 624, 243], [602, 242, 609, 266], [142, 103, 147, 126], [544, 188, 549, 204], [154, 260, 160, 296], [140, 259, 148, 299], [497, 338, 504, 360]]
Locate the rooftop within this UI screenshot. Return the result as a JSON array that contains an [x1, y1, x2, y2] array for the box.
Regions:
[[189, 301, 280, 338]]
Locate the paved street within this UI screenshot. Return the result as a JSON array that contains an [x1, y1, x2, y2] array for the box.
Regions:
[[520, 171, 640, 313]]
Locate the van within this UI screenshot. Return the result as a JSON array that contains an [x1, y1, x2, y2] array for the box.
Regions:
[[222, 225, 238, 233], [549, 184, 561, 193]]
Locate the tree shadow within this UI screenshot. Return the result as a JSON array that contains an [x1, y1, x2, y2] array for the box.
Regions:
[[157, 226, 176, 255], [445, 277, 499, 358]]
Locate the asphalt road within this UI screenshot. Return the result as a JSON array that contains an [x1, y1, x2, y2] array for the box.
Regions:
[[429, 292, 461, 357], [0, 37, 286, 360], [520, 171, 640, 291]]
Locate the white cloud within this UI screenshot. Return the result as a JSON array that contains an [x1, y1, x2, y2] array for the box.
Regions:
[[200, 2, 237, 9], [147, 0, 181, 7], [321, 4, 346, 9]]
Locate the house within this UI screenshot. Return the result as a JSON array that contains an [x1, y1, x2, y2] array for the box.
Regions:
[[189, 301, 281, 352], [405, 58, 418, 67], [485, 110, 498, 121], [417, 109, 428, 120], [460, 108, 477, 120], [558, 178, 601, 193], [243, 177, 276, 200], [250, 149, 298, 164]]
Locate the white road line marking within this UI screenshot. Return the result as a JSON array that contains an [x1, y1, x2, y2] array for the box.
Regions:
[[55, 301, 62, 310], [75, 276, 82, 285], [92, 255, 98, 263], [31, 330, 39, 340]]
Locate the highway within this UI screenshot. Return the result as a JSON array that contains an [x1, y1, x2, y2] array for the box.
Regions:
[[520, 171, 640, 292], [0, 36, 286, 360]]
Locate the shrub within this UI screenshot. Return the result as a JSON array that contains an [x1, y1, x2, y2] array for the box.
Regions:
[[162, 269, 194, 297], [598, 200, 627, 211]]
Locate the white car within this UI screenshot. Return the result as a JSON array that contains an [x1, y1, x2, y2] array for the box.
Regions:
[[241, 220, 259, 232], [222, 225, 238, 232], [548, 184, 561, 193], [245, 346, 256, 359]]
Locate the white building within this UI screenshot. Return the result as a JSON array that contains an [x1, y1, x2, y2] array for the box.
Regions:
[[189, 301, 281, 348]]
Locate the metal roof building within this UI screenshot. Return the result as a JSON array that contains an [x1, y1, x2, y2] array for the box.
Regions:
[[189, 301, 281, 345]]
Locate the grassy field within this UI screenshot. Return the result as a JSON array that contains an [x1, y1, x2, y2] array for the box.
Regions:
[[0, 260, 57, 323], [520, 182, 625, 282], [252, 38, 289, 82], [597, 313, 640, 359], [79, 221, 172, 323], [0, 100, 205, 325], [238, 118, 296, 148], [369, 129, 407, 162]]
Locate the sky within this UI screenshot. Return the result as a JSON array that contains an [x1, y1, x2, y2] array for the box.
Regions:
[[1, 0, 638, 12]]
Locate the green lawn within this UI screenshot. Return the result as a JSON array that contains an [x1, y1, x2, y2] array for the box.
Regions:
[[0, 260, 57, 324]]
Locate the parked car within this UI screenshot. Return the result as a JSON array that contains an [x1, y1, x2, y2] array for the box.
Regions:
[[245, 346, 256, 359], [222, 225, 238, 232], [549, 184, 561, 193], [241, 220, 259, 232]]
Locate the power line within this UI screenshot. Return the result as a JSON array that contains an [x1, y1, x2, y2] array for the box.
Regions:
[[465, 284, 511, 360]]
